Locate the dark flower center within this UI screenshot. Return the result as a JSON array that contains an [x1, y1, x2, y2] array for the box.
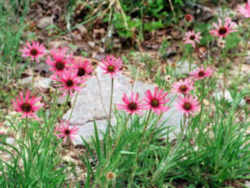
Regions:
[[64, 129, 70, 135], [128, 102, 138, 111], [55, 61, 65, 71], [150, 98, 159, 108], [77, 68, 86, 77], [179, 85, 188, 93], [66, 80, 74, 87], [30, 49, 38, 56], [107, 65, 115, 73], [218, 27, 227, 35], [198, 71, 205, 77], [183, 102, 192, 110], [21, 103, 32, 112], [190, 35, 195, 40]]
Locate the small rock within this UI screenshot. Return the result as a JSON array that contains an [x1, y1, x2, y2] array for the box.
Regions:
[[36, 78, 52, 89], [19, 76, 33, 85], [48, 40, 68, 49], [6, 137, 15, 145], [88, 41, 95, 48], [75, 24, 87, 34], [37, 17, 53, 29]]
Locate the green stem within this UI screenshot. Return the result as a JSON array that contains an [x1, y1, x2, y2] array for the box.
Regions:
[[108, 78, 114, 136], [68, 92, 79, 121]]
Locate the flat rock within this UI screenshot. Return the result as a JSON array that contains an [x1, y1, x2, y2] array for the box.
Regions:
[[63, 67, 182, 145], [37, 17, 53, 29]]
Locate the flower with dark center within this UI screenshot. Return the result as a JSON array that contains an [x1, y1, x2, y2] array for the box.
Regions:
[[198, 71, 205, 77], [72, 58, 93, 78], [107, 65, 115, 73], [183, 102, 192, 110], [210, 17, 237, 38], [55, 61, 65, 71], [12, 90, 43, 120], [179, 85, 188, 93], [176, 95, 200, 116], [117, 92, 145, 115], [64, 129, 71, 135], [21, 103, 32, 113], [55, 121, 79, 143], [77, 68, 86, 77], [190, 35, 195, 40], [184, 30, 201, 48], [46, 48, 70, 74], [100, 55, 123, 77], [20, 41, 46, 63], [52, 70, 85, 96], [190, 67, 213, 80], [172, 79, 193, 95], [128, 102, 138, 111], [150, 98, 160, 108], [66, 79, 74, 87], [144, 87, 169, 115], [218, 27, 227, 35], [30, 49, 38, 56]]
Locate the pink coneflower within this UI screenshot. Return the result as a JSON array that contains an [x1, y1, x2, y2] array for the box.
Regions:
[[72, 58, 93, 78], [20, 41, 46, 63], [190, 67, 213, 80], [144, 87, 170, 115], [53, 70, 85, 96], [172, 79, 194, 95], [117, 92, 145, 115], [184, 31, 201, 48], [184, 14, 194, 22], [55, 121, 79, 143], [210, 17, 237, 38], [12, 90, 43, 120], [100, 55, 123, 77], [46, 48, 70, 75], [175, 95, 200, 116], [238, 0, 250, 18]]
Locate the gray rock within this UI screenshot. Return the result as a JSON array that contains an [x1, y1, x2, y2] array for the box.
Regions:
[[37, 17, 53, 29], [63, 67, 182, 145], [36, 78, 51, 89], [245, 181, 250, 188], [175, 61, 197, 75], [19, 76, 33, 85], [75, 24, 87, 34], [88, 41, 95, 48], [5, 137, 15, 145]]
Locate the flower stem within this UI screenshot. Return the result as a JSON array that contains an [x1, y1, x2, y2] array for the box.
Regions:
[[108, 78, 114, 136], [68, 92, 79, 121]]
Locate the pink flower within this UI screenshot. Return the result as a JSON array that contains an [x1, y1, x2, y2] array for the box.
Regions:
[[238, 0, 250, 18], [53, 70, 85, 96], [12, 90, 43, 120], [100, 55, 123, 77], [55, 121, 79, 143], [190, 67, 213, 80], [184, 14, 194, 22], [117, 92, 145, 115], [172, 79, 194, 95], [46, 48, 71, 75], [144, 87, 170, 115], [72, 58, 93, 78], [20, 41, 46, 63], [184, 31, 201, 48], [175, 95, 200, 116], [210, 17, 237, 38]]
